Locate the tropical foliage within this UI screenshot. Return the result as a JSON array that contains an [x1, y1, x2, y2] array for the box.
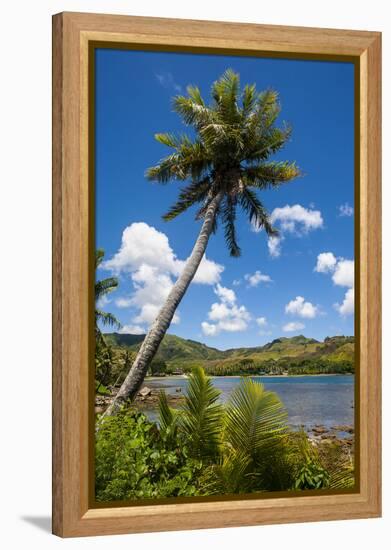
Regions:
[[95, 249, 121, 392], [95, 249, 121, 330], [95, 368, 354, 501]]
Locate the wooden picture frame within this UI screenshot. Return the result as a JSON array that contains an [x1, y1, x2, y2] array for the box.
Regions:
[[52, 11, 381, 537]]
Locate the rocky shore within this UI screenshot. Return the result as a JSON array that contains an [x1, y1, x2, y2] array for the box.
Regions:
[[95, 389, 354, 459], [305, 423, 355, 459], [95, 386, 184, 414]]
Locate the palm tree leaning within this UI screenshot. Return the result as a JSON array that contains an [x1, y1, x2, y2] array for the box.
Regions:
[[104, 69, 301, 417]]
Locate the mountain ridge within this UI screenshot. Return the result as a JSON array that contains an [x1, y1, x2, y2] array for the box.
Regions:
[[103, 332, 354, 375]]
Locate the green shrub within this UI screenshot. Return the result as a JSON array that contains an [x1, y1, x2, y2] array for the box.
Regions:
[[95, 409, 202, 501], [96, 368, 355, 501]]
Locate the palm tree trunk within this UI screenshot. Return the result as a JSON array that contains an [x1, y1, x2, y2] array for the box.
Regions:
[[103, 192, 223, 418]]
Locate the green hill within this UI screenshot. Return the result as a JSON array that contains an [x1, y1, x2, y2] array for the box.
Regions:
[[102, 332, 355, 375]]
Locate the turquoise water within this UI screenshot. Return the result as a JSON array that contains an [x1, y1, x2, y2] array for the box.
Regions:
[[146, 375, 355, 429]]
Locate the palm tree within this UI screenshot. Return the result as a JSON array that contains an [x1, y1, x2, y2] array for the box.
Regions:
[[95, 249, 121, 330], [95, 249, 121, 393], [104, 69, 300, 416]]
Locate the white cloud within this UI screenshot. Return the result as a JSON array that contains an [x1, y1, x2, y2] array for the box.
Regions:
[[335, 287, 354, 316], [115, 297, 133, 308], [201, 322, 218, 336], [315, 252, 354, 316], [156, 72, 182, 92], [256, 317, 271, 336], [338, 203, 354, 217], [119, 324, 145, 335], [285, 296, 318, 319], [215, 283, 236, 304], [268, 236, 282, 258], [270, 204, 323, 234], [264, 204, 323, 258], [332, 259, 354, 288], [201, 285, 251, 336], [282, 322, 305, 332], [232, 279, 241, 286], [96, 294, 111, 308], [244, 270, 272, 287], [315, 252, 337, 273], [103, 222, 223, 330]]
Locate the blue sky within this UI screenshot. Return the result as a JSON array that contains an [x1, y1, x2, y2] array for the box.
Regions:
[[95, 48, 355, 350]]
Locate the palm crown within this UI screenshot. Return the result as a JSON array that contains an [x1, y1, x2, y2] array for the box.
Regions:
[[147, 69, 301, 257]]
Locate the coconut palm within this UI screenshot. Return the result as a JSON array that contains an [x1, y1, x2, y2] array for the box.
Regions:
[[104, 69, 300, 416], [95, 249, 121, 330], [95, 249, 121, 393]]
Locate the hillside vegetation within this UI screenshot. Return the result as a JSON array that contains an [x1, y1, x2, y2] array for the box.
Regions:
[[103, 333, 354, 377]]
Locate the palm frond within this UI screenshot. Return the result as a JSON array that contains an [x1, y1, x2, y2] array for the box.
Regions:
[[154, 132, 183, 148], [162, 178, 211, 221], [211, 69, 241, 124], [146, 152, 187, 183], [179, 367, 223, 460], [239, 188, 277, 236], [225, 378, 288, 460], [241, 84, 257, 118], [172, 96, 214, 128], [96, 309, 121, 329], [95, 277, 119, 301], [95, 248, 105, 269], [244, 161, 301, 188], [244, 125, 293, 162], [186, 85, 205, 106], [95, 249, 121, 330], [220, 196, 241, 257], [147, 135, 212, 183], [158, 391, 179, 446], [200, 449, 252, 495], [257, 89, 281, 127]]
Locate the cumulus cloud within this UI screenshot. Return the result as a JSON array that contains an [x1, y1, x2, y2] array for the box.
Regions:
[[244, 270, 272, 287], [214, 283, 236, 304], [256, 204, 323, 258], [103, 222, 224, 331], [332, 259, 354, 288], [96, 294, 111, 308], [270, 204, 323, 234], [335, 287, 354, 316], [338, 203, 354, 217], [256, 317, 271, 336], [283, 321, 305, 332], [285, 296, 318, 319], [268, 236, 283, 258], [201, 284, 251, 336], [315, 252, 337, 273], [119, 324, 145, 335], [315, 252, 354, 316]]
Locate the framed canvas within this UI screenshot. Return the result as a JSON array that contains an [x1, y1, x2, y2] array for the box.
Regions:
[[52, 12, 381, 537]]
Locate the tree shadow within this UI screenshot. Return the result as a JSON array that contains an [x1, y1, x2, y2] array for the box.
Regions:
[[21, 516, 52, 534]]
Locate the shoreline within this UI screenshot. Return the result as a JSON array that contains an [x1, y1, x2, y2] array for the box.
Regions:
[[146, 373, 354, 381]]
